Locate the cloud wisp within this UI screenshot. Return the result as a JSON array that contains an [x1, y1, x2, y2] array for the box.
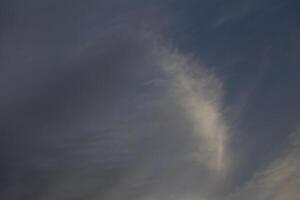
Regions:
[[157, 46, 230, 176], [102, 41, 234, 200], [81, 38, 234, 200], [227, 127, 300, 200]]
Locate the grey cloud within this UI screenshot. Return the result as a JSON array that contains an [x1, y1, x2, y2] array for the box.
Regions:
[[0, 22, 232, 199]]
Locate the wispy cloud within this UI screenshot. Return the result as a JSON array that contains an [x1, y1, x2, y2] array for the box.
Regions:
[[228, 127, 300, 200], [157, 46, 230, 175], [88, 39, 234, 200]]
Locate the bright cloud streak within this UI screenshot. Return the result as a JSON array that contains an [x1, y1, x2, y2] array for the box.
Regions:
[[157, 46, 230, 176]]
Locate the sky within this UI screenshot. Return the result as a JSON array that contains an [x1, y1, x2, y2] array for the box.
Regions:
[[0, 0, 300, 200]]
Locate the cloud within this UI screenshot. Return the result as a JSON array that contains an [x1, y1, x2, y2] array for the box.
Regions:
[[95, 40, 233, 200], [2, 1, 298, 200], [227, 127, 300, 200], [156, 46, 230, 175], [0, 19, 232, 198]]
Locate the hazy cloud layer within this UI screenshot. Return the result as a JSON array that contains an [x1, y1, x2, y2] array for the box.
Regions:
[[1, 0, 300, 200]]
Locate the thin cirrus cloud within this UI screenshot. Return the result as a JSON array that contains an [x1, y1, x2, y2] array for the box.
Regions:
[[156, 45, 230, 175], [98, 39, 234, 200], [227, 127, 300, 200]]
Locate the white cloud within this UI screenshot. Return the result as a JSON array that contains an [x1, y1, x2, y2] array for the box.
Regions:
[[157, 46, 231, 176]]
